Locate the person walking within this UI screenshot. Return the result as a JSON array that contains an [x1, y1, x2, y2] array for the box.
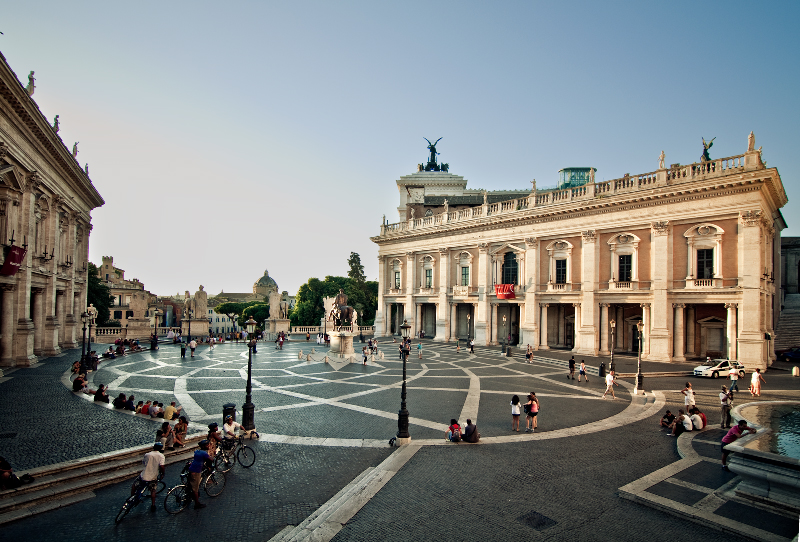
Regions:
[[750, 369, 765, 397], [189, 339, 197, 358], [417, 342, 422, 359], [510, 395, 521, 431], [568, 356, 576, 380], [578, 360, 589, 382], [728, 365, 740, 392], [180, 341, 186, 359], [602, 370, 618, 399], [681, 382, 696, 410], [470, 339, 475, 354]]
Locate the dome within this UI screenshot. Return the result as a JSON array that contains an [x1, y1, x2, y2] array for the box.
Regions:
[[253, 270, 278, 295]]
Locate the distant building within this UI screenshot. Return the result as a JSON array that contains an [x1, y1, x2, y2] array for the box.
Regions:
[[96, 256, 155, 328]]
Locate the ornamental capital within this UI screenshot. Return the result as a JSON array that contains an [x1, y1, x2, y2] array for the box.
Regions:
[[739, 210, 762, 227], [524, 237, 537, 248], [581, 230, 597, 242], [651, 221, 670, 236], [438, 247, 449, 254]]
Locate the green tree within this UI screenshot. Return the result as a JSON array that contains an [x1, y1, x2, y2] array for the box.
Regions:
[[348, 252, 366, 283], [240, 301, 270, 329], [86, 263, 113, 326], [214, 302, 247, 333]]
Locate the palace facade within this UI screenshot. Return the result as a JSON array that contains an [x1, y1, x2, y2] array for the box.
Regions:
[[0, 51, 104, 366], [372, 135, 787, 369]]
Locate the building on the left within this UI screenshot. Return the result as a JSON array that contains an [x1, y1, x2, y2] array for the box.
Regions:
[[0, 51, 104, 366]]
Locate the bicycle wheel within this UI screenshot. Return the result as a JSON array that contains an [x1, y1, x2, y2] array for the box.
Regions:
[[236, 445, 256, 468], [115, 496, 135, 524], [215, 450, 235, 473], [163, 485, 191, 514], [155, 480, 167, 494], [203, 471, 226, 497]]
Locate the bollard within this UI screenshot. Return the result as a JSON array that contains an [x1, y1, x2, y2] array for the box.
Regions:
[[599, 362, 606, 378], [793, 366, 799, 377], [223, 403, 236, 423]]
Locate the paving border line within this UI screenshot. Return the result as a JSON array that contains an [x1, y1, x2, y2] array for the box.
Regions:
[[270, 444, 422, 542]]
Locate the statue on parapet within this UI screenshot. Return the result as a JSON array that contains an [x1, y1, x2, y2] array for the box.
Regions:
[[658, 150, 665, 169], [424, 137, 442, 165], [748, 131, 755, 152], [701, 137, 715, 162], [53, 115, 60, 133], [26, 71, 35, 96], [72, 142, 79, 158]]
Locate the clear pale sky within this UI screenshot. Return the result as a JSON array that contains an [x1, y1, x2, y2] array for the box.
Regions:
[[2, 2, 798, 296]]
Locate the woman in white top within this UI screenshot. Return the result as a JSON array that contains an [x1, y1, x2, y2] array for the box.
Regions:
[[750, 369, 766, 396], [510, 395, 521, 432]]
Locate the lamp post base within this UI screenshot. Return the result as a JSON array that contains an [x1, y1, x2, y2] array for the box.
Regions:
[[393, 436, 412, 446], [242, 402, 256, 431]]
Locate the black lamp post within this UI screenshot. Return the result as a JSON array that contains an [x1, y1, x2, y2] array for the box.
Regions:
[[151, 308, 161, 350], [609, 319, 616, 373], [86, 305, 97, 370], [502, 314, 507, 356], [467, 313, 471, 345], [397, 319, 411, 441], [242, 315, 257, 430], [635, 320, 644, 395], [186, 308, 194, 342], [80, 311, 89, 372]]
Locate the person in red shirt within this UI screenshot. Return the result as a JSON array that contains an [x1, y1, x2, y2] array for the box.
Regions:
[[445, 419, 461, 442], [721, 420, 756, 470]]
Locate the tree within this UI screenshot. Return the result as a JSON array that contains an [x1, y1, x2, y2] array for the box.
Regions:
[[86, 263, 113, 326], [240, 302, 270, 329], [290, 272, 379, 327], [348, 252, 366, 283]]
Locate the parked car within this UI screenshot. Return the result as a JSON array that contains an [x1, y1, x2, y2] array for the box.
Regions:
[[776, 347, 800, 363], [693, 359, 746, 379]]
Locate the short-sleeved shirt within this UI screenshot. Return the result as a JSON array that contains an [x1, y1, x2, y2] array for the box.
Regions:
[[605, 374, 614, 387], [223, 421, 242, 438], [681, 415, 693, 431], [720, 392, 731, 406], [140, 451, 165, 481], [189, 450, 211, 473], [662, 413, 675, 425], [142, 404, 151, 415], [729, 368, 738, 380], [722, 426, 745, 444], [189, 341, 197, 349], [569, 359, 575, 369], [690, 414, 704, 430], [163, 406, 177, 420]]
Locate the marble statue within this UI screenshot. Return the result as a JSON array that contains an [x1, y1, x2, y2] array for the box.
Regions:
[[589, 168, 595, 182], [483, 191, 488, 205], [26, 71, 35, 96], [352, 310, 358, 327], [658, 150, 665, 169], [268, 291, 282, 319], [530, 179, 536, 193], [443, 199, 448, 214], [53, 115, 60, 133], [410, 208, 415, 220], [748, 131, 755, 152], [194, 285, 208, 318], [72, 142, 79, 158], [84, 163, 89, 175], [382, 214, 386, 225]]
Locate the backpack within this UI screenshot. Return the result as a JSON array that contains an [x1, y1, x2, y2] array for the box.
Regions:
[[450, 426, 461, 442], [524, 402, 532, 414]]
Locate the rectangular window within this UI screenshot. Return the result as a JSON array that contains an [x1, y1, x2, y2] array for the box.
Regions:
[[461, 267, 469, 286], [425, 269, 432, 288], [394, 271, 401, 289], [113, 310, 122, 319], [555, 259, 567, 284], [125, 311, 134, 318], [697, 249, 714, 279], [618, 254, 632, 282]]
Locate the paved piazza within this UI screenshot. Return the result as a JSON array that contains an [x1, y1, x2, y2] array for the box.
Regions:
[[85, 340, 646, 445]]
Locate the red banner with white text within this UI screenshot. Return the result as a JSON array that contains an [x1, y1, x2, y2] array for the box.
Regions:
[[0, 246, 26, 276], [495, 284, 515, 299]]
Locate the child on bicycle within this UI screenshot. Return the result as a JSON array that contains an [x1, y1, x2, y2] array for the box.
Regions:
[[206, 423, 224, 458], [133, 442, 165, 512], [187, 440, 211, 510]]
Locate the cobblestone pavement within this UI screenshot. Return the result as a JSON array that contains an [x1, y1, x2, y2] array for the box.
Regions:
[[0, 442, 392, 541]]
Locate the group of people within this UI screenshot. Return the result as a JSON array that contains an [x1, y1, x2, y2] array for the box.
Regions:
[[660, 406, 707, 436], [567, 356, 590, 382], [511, 393, 540, 432], [445, 418, 480, 443]]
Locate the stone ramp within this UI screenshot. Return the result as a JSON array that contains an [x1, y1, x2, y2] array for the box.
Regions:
[[775, 294, 800, 350], [619, 428, 799, 541]]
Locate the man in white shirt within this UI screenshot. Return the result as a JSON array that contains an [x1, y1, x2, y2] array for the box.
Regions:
[[689, 410, 704, 430], [189, 339, 197, 358], [728, 366, 740, 392], [223, 415, 243, 440], [602, 370, 618, 399], [133, 442, 166, 511]]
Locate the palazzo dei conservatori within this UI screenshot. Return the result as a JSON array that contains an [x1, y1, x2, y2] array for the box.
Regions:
[[371, 135, 787, 370]]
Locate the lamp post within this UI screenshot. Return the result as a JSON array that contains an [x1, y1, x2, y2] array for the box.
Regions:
[[397, 319, 411, 442], [467, 313, 471, 345], [609, 319, 616, 373], [242, 315, 257, 430], [151, 308, 161, 350], [86, 305, 97, 370], [635, 320, 644, 395], [186, 308, 194, 342], [80, 311, 89, 373], [502, 314, 507, 356]]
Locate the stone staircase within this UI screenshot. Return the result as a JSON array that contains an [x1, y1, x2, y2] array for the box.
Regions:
[[0, 433, 204, 525], [775, 294, 800, 350]]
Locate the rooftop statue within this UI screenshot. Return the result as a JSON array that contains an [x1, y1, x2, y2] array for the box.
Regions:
[[424, 137, 442, 164], [701, 137, 715, 162], [658, 150, 665, 169], [53, 115, 60, 133], [26, 71, 35, 96], [748, 131, 755, 152], [84, 163, 89, 176], [72, 142, 79, 158]]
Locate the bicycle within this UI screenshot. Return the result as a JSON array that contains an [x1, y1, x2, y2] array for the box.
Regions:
[[214, 434, 256, 473], [115, 476, 166, 523], [164, 460, 226, 514]]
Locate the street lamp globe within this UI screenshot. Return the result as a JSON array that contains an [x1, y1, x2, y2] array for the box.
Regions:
[[246, 315, 257, 336], [400, 319, 411, 340]]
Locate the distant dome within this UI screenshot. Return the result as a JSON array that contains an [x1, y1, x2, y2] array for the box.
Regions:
[[253, 270, 278, 295]]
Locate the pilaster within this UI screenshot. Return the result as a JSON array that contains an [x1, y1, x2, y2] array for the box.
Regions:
[[648, 221, 672, 361], [577, 230, 599, 356], [475, 243, 490, 345]]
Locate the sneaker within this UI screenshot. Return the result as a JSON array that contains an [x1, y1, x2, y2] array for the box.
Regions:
[[194, 503, 207, 510]]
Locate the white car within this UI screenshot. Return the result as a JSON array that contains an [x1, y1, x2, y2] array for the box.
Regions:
[[693, 359, 746, 379]]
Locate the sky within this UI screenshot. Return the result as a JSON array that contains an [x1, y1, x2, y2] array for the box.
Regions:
[[2, 1, 798, 297]]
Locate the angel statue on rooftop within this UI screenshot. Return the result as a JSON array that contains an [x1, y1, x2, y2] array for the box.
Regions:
[[701, 137, 715, 162]]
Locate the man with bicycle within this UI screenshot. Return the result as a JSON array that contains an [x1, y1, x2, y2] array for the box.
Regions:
[[133, 442, 166, 512], [222, 415, 244, 442]]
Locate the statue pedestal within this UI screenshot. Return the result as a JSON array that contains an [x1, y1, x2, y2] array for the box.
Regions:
[[268, 319, 290, 334], [182, 319, 209, 340], [329, 331, 356, 357], [126, 318, 153, 339]]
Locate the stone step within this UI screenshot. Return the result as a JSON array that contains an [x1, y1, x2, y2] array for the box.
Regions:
[[0, 434, 204, 524]]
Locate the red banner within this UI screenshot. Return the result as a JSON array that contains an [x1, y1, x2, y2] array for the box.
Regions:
[[0, 246, 26, 276], [495, 284, 515, 299]]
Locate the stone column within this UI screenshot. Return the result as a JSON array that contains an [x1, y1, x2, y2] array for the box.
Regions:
[[475, 243, 490, 345], [405, 252, 415, 333], [415, 303, 422, 336], [539, 304, 549, 349], [1, 285, 15, 366], [599, 303, 609, 355], [491, 303, 498, 345], [436, 248, 449, 341], [32, 287, 44, 356], [56, 290, 66, 347], [641, 303, 651, 357], [673, 303, 686, 362], [557, 305, 565, 347], [375, 256, 386, 336], [522, 237, 538, 348], [686, 305, 695, 356], [572, 303, 581, 352], [449, 303, 456, 341], [616, 306, 625, 350], [737, 211, 766, 369], [577, 229, 600, 356], [726, 303, 738, 360], [648, 221, 673, 361]]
